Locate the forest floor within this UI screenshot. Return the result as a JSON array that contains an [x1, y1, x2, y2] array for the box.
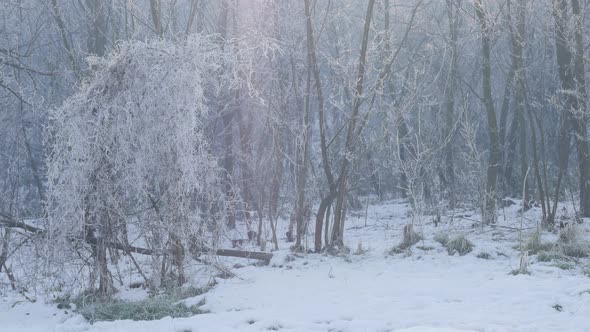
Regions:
[[2, 199, 590, 332]]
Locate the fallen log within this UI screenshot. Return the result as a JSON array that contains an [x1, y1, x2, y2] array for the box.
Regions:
[[0, 218, 273, 263], [193, 246, 273, 264]]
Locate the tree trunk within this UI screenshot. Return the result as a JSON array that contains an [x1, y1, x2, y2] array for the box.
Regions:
[[503, 114, 519, 193], [552, 0, 590, 217], [330, 0, 376, 248], [475, 0, 501, 224], [150, 0, 163, 36], [570, 0, 590, 216], [304, 0, 334, 191], [85, 0, 108, 57], [304, 0, 337, 251], [398, 119, 410, 199], [295, 43, 312, 249], [314, 194, 335, 253], [367, 151, 382, 199], [444, 0, 461, 208], [509, 0, 530, 207], [217, 0, 236, 229]]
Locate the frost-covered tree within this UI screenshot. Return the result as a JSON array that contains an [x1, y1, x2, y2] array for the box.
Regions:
[[46, 36, 224, 295]]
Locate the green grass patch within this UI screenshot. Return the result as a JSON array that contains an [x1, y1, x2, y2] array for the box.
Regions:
[[445, 235, 474, 256], [524, 233, 553, 255], [476, 252, 491, 259], [537, 250, 561, 262], [558, 242, 590, 258], [56, 286, 209, 323], [553, 262, 575, 270], [416, 245, 435, 251], [510, 268, 531, 276]]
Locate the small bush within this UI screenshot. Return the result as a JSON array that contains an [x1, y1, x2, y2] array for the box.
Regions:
[[445, 235, 474, 256], [551, 225, 590, 258], [353, 241, 369, 255], [510, 269, 531, 276], [558, 242, 590, 258], [324, 245, 351, 256], [510, 252, 531, 276], [518, 252, 530, 274], [525, 228, 589, 261], [416, 245, 435, 251], [398, 224, 423, 249], [537, 251, 560, 262], [388, 246, 407, 255], [558, 224, 577, 244], [553, 262, 574, 270], [524, 233, 553, 254], [434, 233, 449, 246], [387, 246, 413, 258], [476, 252, 491, 259]]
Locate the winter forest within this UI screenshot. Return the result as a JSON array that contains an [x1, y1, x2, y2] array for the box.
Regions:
[[1, 0, 590, 331]]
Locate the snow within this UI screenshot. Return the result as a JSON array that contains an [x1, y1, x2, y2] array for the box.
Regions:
[[2, 200, 590, 332]]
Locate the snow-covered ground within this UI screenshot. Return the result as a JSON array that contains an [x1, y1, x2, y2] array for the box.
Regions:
[[2, 200, 590, 332]]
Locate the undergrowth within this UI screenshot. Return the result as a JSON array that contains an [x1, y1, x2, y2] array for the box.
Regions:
[[55, 286, 209, 323], [444, 235, 474, 256]]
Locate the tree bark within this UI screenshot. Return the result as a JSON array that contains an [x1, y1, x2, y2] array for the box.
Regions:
[[304, 0, 335, 251], [475, 0, 501, 224], [509, 0, 530, 207], [50, 0, 78, 72], [570, 0, 590, 216], [85, 0, 108, 57], [552, 0, 590, 217], [331, 0, 376, 248], [444, 0, 461, 208], [217, 0, 237, 229], [150, 0, 163, 36]]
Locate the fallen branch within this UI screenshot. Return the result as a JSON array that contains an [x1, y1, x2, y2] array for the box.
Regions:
[[0, 218, 273, 264], [0, 218, 44, 234], [195, 247, 273, 264]]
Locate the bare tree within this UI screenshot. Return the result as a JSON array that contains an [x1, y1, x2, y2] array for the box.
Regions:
[[475, 0, 502, 224]]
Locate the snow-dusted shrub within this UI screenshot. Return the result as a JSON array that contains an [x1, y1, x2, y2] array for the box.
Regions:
[[519, 252, 529, 272], [524, 233, 553, 255], [537, 243, 588, 261], [433, 232, 449, 246], [558, 224, 578, 244], [509, 252, 531, 275], [353, 241, 369, 255], [445, 235, 474, 256], [45, 36, 225, 293], [476, 252, 491, 259], [510, 268, 531, 276], [417, 245, 435, 251], [554, 225, 590, 258], [70, 287, 208, 323], [537, 251, 560, 262], [557, 242, 590, 258], [398, 224, 422, 249], [553, 262, 575, 270]]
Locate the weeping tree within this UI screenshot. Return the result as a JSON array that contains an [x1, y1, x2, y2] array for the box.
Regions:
[[46, 36, 225, 296]]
